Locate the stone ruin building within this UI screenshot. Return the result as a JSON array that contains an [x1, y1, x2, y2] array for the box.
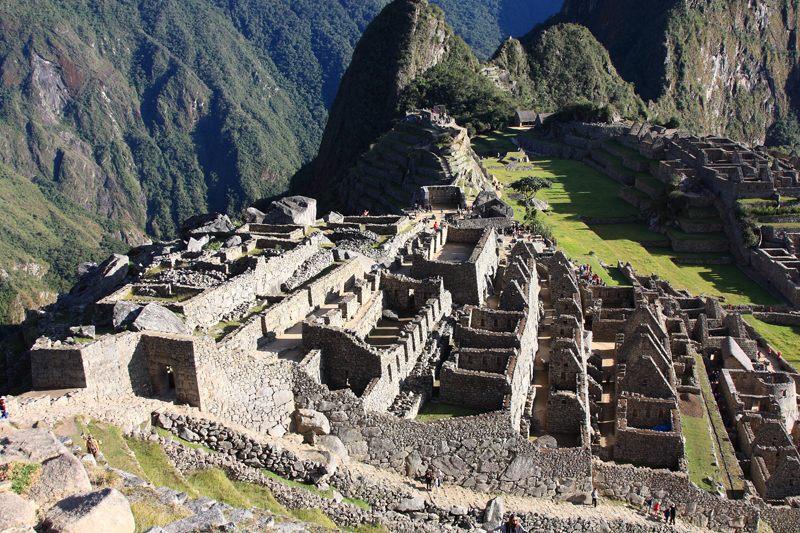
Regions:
[[19, 188, 800, 532], [339, 110, 495, 216]]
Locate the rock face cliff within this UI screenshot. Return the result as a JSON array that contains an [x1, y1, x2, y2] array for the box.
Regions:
[[554, 0, 800, 144], [311, 0, 455, 206]]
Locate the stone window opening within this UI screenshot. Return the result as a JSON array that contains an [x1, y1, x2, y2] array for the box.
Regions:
[[388, 365, 393, 382]]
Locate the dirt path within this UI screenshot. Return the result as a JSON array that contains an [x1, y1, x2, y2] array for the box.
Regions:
[[346, 460, 714, 533]]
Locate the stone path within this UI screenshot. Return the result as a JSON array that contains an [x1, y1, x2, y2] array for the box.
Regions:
[[346, 459, 715, 533]]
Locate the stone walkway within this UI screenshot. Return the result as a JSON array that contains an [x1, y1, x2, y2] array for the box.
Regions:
[[346, 459, 715, 533]]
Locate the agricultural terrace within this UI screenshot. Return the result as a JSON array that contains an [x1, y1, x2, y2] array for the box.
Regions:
[[473, 131, 777, 307]]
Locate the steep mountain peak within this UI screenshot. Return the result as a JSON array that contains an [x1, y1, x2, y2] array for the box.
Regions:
[[311, 0, 455, 205]]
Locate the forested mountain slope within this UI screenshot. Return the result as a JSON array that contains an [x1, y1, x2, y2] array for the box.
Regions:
[[431, 0, 563, 59], [310, 0, 522, 205], [0, 0, 388, 323], [552, 0, 800, 145]]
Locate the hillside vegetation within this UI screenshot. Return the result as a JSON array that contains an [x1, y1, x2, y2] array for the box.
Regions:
[[0, 0, 392, 322], [430, 0, 563, 60], [497, 23, 647, 118], [553, 0, 800, 145]]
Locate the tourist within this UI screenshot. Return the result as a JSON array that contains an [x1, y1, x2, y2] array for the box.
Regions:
[[664, 507, 670, 523], [591, 487, 598, 507], [424, 467, 433, 492], [653, 500, 660, 517], [646, 497, 654, 515], [0, 397, 7, 420], [493, 514, 527, 533], [433, 468, 443, 493], [87, 435, 100, 459], [669, 504, 676, 525]]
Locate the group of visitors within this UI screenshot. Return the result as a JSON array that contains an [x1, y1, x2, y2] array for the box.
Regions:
[[647, 499, 677, 525], [578, 264, 606, 286], [423, 466, 443, 494]]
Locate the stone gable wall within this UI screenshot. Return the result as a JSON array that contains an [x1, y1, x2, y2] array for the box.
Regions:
[[546, 391, 586, 434]]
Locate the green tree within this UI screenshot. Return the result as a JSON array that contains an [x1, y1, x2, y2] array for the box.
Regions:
[[510, 176, 553, 205]]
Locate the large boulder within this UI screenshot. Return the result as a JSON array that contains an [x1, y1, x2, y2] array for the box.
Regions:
[[294, 409, 330, 435], [483, 496, 504, 530], [180, 213, 235, 240], [262, 196, 317, 226], [130, 304, 190, 335], [29, 452, 93, 509], [43, 488, 134, 533], [112, 301, 143, 328], [242, 207, 266, 224], [318, 435, 349, 462], [64, 254, 129, 307], [395, 497, 425, 512], [0, 492, 37, 529], [472, 190, 500, 208], [0, 429, 68, 464], [186, 235, 209, 252]]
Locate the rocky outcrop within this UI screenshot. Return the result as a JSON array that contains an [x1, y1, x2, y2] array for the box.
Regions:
[[130, 304, 190, 335], [29, 452, 93, 509], [180, 213, 235, 240], [43, 488, 135, 533], [64, 254, 130, 310], [262, 196, 318, 226], [0, 492, 37, 530]]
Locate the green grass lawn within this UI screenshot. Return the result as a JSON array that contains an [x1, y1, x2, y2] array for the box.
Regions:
[[603, 140, 651, 163], [761, 222, 800, 228], [744, 317, 800, 371], [85, 421, 147, 479], [416, 402, 487, 422], [691, 352, 746, 493], [681, 412, 723, 491], [486, 157, 779, 305]]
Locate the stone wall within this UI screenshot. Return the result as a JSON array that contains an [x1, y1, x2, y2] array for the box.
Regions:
[[439, 349, 514, 410], [197, 346, 296, 436], [614, 396, 683, 469], [380, 273, 444, 310], [592, 462, 800, 533], [30, 332, 151, 401], [351, 291, 384, 340], [412, 227, 498, 305]]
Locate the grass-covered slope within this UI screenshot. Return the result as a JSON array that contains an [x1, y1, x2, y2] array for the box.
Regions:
[[0, 163, 132, 323]]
